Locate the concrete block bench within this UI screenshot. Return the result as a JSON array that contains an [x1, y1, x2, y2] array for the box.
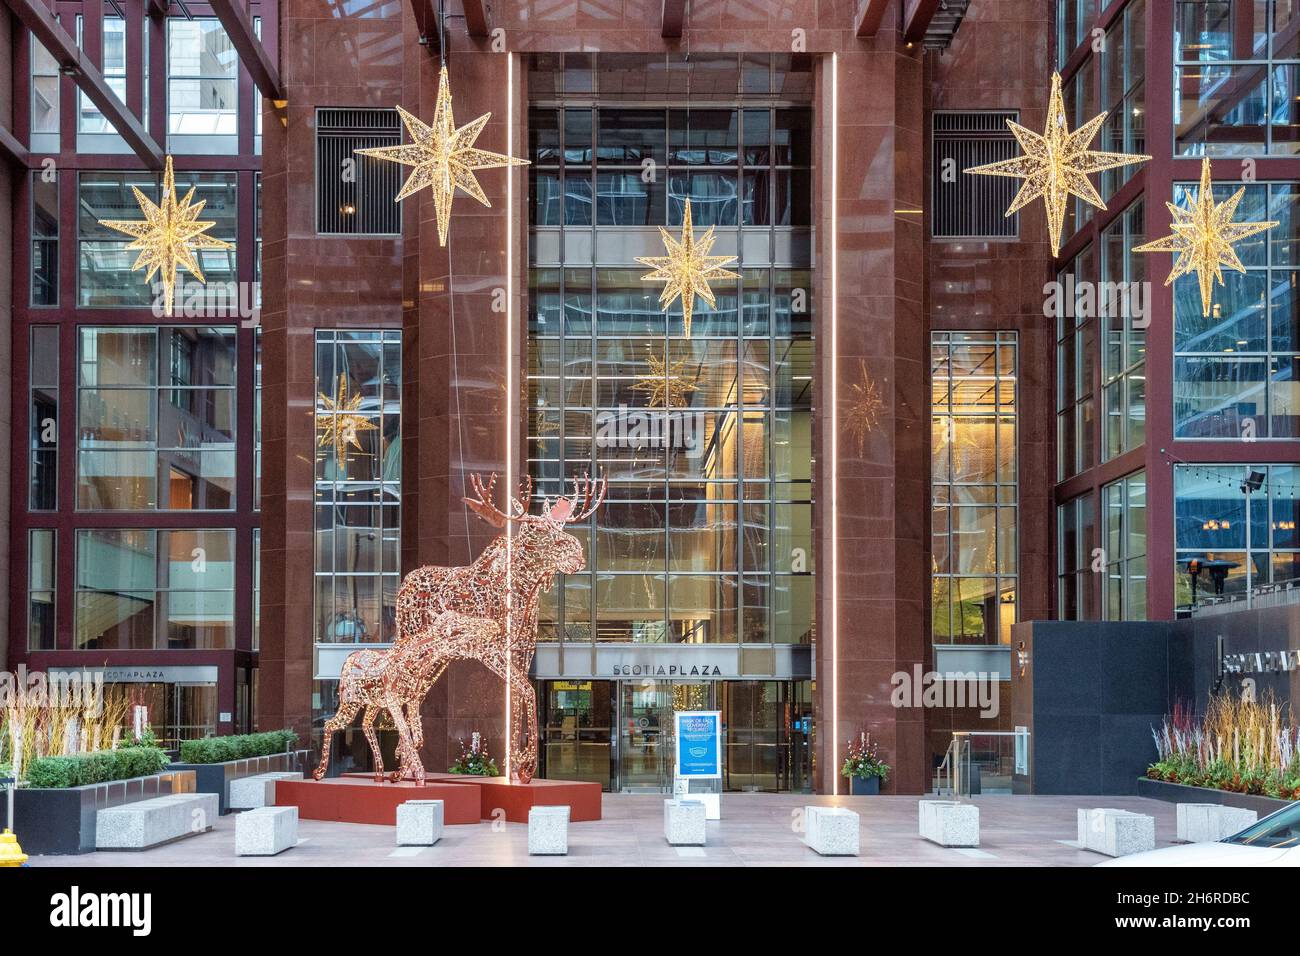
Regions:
[[236, 806, 298, 856], [1077, 808, 1155, 857], [663, 799, 707, 846], [803, 806, 859, 856], [1176, 803, 1257, 843], [95, 792, 218, 850], [396, 800, 444, 846], [528, 805, 569, 855], [918, 800, 980, 847], [229, 772, 303, 811]]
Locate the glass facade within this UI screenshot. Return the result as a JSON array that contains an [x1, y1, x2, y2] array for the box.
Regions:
[[1058, 494, 1097, 620], [1173, 179, 1300, 439], [1057, 244, 1098, 479], [28, 529, 56, 651], [1102, 471, 1148, 619], [1101, 0, 1146, 199], [930, 332, 1019, 646], [77, 326, 237, 510], [1101, 199, 1147, 458], [313, 330, 402, 645], [29, 326, 58, 511], [168, 18, 238, 154], [75, 528, 236, 649], [31, 172, 58, 306], [1175, 0, 1300, 155], [1174, 464, 1300, 606]]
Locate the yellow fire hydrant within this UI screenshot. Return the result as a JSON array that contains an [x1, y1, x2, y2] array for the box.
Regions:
[[0, 829, 27, 867]]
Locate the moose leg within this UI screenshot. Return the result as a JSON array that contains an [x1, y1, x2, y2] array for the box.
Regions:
[[509, 672, 540, 785], [406, 661, 447, 751], [361, 705, 385, 782], [313, 701, 360, 780], [386, 694, 425, 786]]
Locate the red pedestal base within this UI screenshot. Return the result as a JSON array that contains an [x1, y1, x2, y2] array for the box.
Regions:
[[430, 774, 603, 823], [274, 777, 482, 826]]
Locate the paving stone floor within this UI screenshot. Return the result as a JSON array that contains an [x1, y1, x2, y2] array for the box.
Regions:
[[24, 793, 1180, 867]]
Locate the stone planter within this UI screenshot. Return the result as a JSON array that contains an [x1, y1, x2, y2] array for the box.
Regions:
[[848, 775, 881, 795], [1135, 777, 1293, 818], [0, 769, 197, 856], [171, 750, 310, 814]]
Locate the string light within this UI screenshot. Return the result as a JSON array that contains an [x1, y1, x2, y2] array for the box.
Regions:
[[316, 371, 378, 471], [637, 198, 740, 338], [631, 351, 698, 408], [97, 155, 232, 316], [965, 72, 1150, 257], [1134, 157, 1279, 318]]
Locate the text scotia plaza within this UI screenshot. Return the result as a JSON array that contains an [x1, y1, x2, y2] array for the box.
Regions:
[[0, 0, 1298, 813]]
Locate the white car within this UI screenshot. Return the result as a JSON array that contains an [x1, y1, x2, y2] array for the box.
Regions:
[[1097, 802, 1300, 866]]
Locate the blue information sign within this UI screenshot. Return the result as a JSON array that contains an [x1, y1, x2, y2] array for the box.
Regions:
[[674, 710, 722, 778]]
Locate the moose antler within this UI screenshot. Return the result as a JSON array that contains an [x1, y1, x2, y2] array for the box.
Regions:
[[464, 473, 533, 527], [544, 473, 606, 523]]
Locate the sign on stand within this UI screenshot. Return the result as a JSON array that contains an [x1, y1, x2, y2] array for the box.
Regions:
[[674, 711, 722, 820]]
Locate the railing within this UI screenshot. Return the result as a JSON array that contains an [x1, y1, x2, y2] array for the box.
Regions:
[[934, 730, 1029, 796], [1188, 579, 1300, 618]]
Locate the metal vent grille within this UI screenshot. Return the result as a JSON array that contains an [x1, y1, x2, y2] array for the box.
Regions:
[[932, 111, 1019, 240], [316, 108, 403, 235]]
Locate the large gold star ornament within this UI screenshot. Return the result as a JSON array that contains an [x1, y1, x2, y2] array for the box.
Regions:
[[631, 351, 698, 408], [317, 372, 378, 471], [637, 199, 740, 338], [356, 65, 529, 246], [98, 155, 232, 316], [966, 72, 1150, 257], [1134, 158, 1278, 318]]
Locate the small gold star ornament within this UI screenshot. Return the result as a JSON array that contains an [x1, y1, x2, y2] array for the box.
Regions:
[[1134, 158, 1278, 318], [97, 155, 232, 316], [356, 64, 529, 246], [966, 72, 1150, 257], [631, 351, 698, 408], [637, 199, 740, 338], [845, 361, 884, 455], [317, 372, 378, 471]]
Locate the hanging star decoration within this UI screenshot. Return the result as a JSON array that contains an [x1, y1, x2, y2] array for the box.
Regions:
[[1134, 157, 1278, 318], [637, 198, 740, 338], [355, 64, 529, 246], [845, 360, 884, 455], [631, 351, 699, 408], [317, 372, 378, 471], [965, 72, 1151, 257], [97, 155, 232, 316]]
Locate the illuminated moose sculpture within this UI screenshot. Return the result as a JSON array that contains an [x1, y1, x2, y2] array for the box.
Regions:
[[314, 473, 604, 785]]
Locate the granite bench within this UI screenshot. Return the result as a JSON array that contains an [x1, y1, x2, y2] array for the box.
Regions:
[[803, 806, 859, 856], [663, 799, 707, 846], [1077, 807, 1155, 857], [229, 772, 303, 811], [396, 800, 444, 846], [95, 792, 218, 850], [528, 805, 569, 855], [1176, 803, 1257, 843], [236, 806, 298, 856], [918, 800, 980, 847]]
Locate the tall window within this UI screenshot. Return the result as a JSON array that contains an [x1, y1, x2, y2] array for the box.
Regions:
[[77, 16, 125, 145], [1175, 0, 1300, 155], [1173, 180, 1299, 438], [1102, 472, 1147, 620], [75, 529, 236, 649], [1057, 494, 1096, 619], [29, 530, 56, 651], [314, 330, 402, 644], [253, 529, 261, 652], [1101, 200, 1146, 458], [1056, 243, 1098, 478], [1056, 0, 1098, 69], [31, 33, 60, 153], [1174, 464, 1300, 607], [77, 327, 237, 510], [1101, 0, 1146, 198], [31, 171, 59, 306], [168, 18, 238, 154], [528, 56, 814, 648], [29, 326, 59, 511], [931, 332, 1018, 646]]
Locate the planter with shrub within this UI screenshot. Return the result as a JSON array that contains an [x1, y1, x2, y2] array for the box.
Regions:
[[1, 746, 194, 856], [170, 730, 308, 814], [841, 731, 890, 795]]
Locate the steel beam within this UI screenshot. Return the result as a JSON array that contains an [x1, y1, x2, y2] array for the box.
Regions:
[[903, 0, 942, 43], [0, 123, 30, 166], [463, 0, 490, 37], [208, 0, 284, 102], [854, 0, 889, 36], [662, 0, 685, 38]]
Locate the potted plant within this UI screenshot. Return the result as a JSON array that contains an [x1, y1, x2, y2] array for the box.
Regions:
[[448, 733, 500, 777], [841, 731, 890, 795]]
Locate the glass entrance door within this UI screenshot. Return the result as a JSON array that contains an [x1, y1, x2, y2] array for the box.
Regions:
[[539, 680, 613, 788], [616, 680, 710, 792]]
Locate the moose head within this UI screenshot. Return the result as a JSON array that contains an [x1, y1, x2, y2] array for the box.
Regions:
[[463, 473, 605, 591]]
